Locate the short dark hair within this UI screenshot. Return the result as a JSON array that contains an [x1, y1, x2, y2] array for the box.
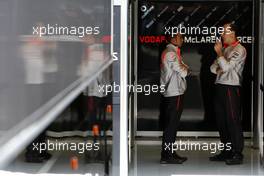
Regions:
[[165, 34, 172, 43], [167, 33, 183, 42], [223, 21, 239, 37]]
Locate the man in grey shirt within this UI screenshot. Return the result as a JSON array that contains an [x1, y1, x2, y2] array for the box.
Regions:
[[160, 33, 189, 164], [210, 23, 246, 165]]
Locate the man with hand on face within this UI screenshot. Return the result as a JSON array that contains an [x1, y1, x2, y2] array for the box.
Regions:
[[210, 23, 246, 165], [160, 33, 190, 164]]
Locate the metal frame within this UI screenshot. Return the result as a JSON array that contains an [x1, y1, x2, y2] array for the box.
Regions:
[[259, 0, 264, 166], [133, 0, 256, 138], [251, 0, 261, 148], [120, 0, 129, 176], [128, 1, 139, 174], [112, 1, 121, 175], [130, 0, 139, 163], [136, 131, 252, 137], [133, 0, 139, 147]]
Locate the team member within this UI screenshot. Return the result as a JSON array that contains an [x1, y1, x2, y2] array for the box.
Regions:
[[160, 33, 189, 164], [210, 23, 246, 165]]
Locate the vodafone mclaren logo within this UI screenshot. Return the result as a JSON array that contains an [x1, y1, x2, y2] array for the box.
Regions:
[[139, 35, 253, 44], [139, 35, 166, 43]]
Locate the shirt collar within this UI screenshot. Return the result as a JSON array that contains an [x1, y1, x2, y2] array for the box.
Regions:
[[167, 43, 182, 61], [223, 40, 240, 48], [167, 43, 180, 50]]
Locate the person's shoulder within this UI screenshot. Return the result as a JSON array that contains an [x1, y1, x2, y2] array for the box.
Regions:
[[166, 44, 176, 52], [237, 43, 246, 49], [161, 50, 176, 62], [235, 43, 246, 54], [232, 43, 247, 60]]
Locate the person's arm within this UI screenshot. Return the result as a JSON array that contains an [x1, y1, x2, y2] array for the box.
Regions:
[[181, 61, 191, 76], [210, 60, 219, 74], [217, 48, 246, 72], [165, 51, 188, 78], [181, 60, 189, 70]]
